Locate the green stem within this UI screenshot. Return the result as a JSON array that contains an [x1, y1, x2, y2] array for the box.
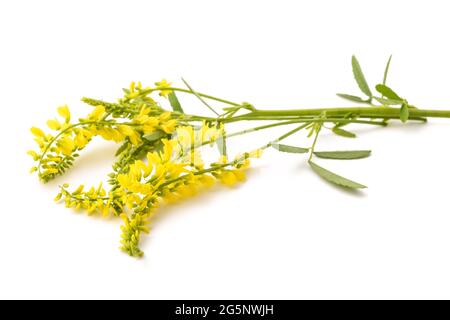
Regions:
[[37, 119, 128, 175], [181, 78, 220, 116], [156, 162, 229, 190], [309, 124, 322, 161], [38, 122, 89, 175], [230, 106, 450, 121], [261, 123, 310, 150], [192, 118, 385, 152], [160, 123, 311, 188], [140, 87, 242, 107]]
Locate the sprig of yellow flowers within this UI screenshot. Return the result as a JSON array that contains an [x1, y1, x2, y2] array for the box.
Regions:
[[28, 56, 450, 257], [29, 79, 264, 257]]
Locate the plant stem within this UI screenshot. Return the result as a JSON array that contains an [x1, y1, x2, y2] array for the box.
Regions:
[[227, 106, 450, 121], [261, 123, 310, 150], [181, 78, 220, 116], [156, 124, 310, 189], [309, 125, 322, 161], [140, 87, 242, 107]]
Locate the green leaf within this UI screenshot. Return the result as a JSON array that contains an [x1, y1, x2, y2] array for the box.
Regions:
[[375, 84, 402, 101], [332, 126, 356, 138], [313, 150, 371, 160], [168, 92, 184, 113], [115, 142, 129, 157], [400, 104, 409, 123], [352, 55, 372, 97], [271, 143, 309, 153], [373, 97, 403, 105], [383, 55, 392, 85], [309, 161, 367, 189], [143, 130, 166, 142], [336, 93, 368, 103]]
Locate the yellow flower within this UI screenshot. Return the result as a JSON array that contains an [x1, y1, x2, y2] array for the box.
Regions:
[[88, 105, 106, 121], [57, 105, 71, 123], [218, 171, 238, 186], [115, 125, 140, 144], [129, 131, 141, 145], [135, 160, 153, 178], [162, 191, 179, 203], [176, 184, 198, 198], [47, 119, 61, 131], [161, 139, 174, 162], [117, 173, 133, 189], [119, 213, 150, 257], [74, 132, 88, 149], [30, 127, 45, 138], [158, 111, 172, 121], [117, 125, 135, 137], [154, 79, 172, 97], [72, 184, 84, 195], [138, 105, 151, 117], [198, 175, 215, 188], [27, 150, 39, 160], [160, 119, 177, 134], [147, 152, 161, 166], [231, 169, 246, 182], [57, 136, 75, 156]]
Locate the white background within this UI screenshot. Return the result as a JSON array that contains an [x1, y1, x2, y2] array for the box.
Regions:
[[1, 0, 450, 299]]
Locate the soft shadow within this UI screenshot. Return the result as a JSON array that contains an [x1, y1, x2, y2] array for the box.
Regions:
[[69, 142, 119, 171], [46, 141, 119, 187], [43, 140, 124, 224], [140, 167, 260, 255]]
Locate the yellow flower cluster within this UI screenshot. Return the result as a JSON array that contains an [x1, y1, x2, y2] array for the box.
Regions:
[[120, 213, 150, 257], [29, 81, 264, 258], [57, 182, 119, 216], [123, 79, 172, 102], [154, 79, 172, 97], [28, 105, 79, 181], [114, 125, 261, 257], [54, 122, 260, 257], [28, 99, 179, 182]]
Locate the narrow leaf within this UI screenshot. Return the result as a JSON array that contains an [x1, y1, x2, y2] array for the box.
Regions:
[[271, 143, 309, 154], [115, 142, 129, 157], [181, 77, 219, 116], [168, 92, 184, 113], [336, 93, 368, 103], [143, 130, 166, 142], [352, 55, 372, 97], [373, 97, 402, 105], [400, 104, 409, 123], [332, 126, 356, 138], [309, 161, 367, 189], [383, 55, 392, 85], [314, 150, 371, 160], [375, 84, 402, 101]]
